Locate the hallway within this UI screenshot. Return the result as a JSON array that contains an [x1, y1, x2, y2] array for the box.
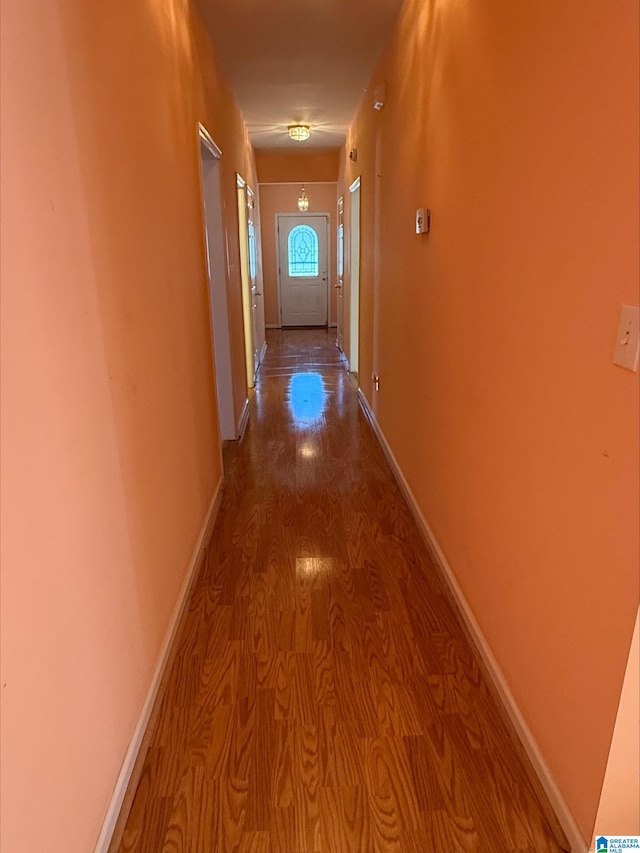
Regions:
[[117, 330, 568, 852]]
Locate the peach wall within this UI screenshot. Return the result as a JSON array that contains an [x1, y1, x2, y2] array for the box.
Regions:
[[592, 609, 640, 841], [259, 183, 338, 326], [339, 0, 639, 843], [256, 149, 340, 184], [0, 2, 255, 852]]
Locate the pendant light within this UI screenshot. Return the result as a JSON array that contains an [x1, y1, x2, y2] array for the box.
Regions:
[[297, 186, 310, 212]]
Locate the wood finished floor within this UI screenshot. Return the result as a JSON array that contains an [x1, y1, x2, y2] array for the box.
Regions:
[[118, 329, 569, 853]]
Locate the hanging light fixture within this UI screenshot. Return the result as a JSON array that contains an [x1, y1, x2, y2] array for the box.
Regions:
[[297, 186, 310, 212], [288, 124, 311, 142]]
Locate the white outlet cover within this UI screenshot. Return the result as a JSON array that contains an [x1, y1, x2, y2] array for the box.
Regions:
[[613, 305, 639, 372]]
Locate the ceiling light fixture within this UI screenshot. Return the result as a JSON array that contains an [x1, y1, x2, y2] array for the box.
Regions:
[[288, 124, 311, 142], [297, 186, 310, 212]]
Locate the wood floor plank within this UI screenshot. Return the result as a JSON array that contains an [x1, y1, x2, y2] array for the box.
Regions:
[[363, 735, 422, 848], [318, 704, 364, 787], [245, 688, 276, 831], [238, 831, 271, 853], [118, 749, 169, 852], [293, 724, 321, 850], [115, 328, 570, 853], [210, 777, 248, 853], [272, 719, 296, 809], [319, 786, 371, 853], [163, 765, 215, 853]]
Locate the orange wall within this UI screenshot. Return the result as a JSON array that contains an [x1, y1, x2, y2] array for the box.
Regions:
[[339, 0, 639, 843], [259, 183, 338, 326], [256, 149, 340, 183], [0, 2, 255, 852]]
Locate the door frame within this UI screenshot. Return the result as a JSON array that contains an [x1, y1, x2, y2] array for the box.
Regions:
[[197, 123, 237, 444], [245, 184, 267, 370], [237, 174, 257, 388], [275, 212, 331, 327], [348, 177, 361, 375]]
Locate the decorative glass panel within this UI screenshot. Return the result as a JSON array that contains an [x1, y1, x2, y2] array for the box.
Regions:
[[288, 225, 319, 277], [248, 220, 257, 280]]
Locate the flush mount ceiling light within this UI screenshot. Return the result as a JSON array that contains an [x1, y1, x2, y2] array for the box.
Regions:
[[288, 124, 311, 142], [297, 186, 310, 212]]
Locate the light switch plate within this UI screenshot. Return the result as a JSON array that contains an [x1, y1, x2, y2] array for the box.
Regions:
[[613, 305, 639, 372]]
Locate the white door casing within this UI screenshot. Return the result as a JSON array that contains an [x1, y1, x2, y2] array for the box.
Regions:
[[237, 176, 253, 388], [247, 186, 266, 371], [237, 175, 265, 389], [348, 177, 361, 375], [277, 214, 329, 327]]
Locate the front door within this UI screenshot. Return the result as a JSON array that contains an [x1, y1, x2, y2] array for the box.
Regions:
[[278, 215, 328, 327]]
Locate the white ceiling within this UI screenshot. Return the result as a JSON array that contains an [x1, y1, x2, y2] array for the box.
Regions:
[[195, 0, 405, 150]]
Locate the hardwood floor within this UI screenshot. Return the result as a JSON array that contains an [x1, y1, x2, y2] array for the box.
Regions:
[[117, 328, 569, 852]]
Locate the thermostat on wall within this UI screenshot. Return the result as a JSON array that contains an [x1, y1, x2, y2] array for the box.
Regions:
[[416, 208, 431, 234]]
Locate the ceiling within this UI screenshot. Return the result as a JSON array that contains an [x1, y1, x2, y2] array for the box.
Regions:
[[195, 0, 405, 150]]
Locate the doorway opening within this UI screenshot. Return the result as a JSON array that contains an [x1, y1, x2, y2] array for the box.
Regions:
[[348, 177, 361, 375], [276, 213, 329, 327], [198, 124, 236, 442]]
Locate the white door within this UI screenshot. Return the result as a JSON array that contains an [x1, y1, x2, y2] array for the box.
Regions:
[[336, 197, 345, 351], [278, 215, 328, 327]]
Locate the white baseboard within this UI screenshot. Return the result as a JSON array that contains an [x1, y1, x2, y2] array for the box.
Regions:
[[258, 341, 268, 366], [265, 323, 336, 330], [93, 479, 224, 853], [357, 390, 587, 853], [238, 398, 250, 439]]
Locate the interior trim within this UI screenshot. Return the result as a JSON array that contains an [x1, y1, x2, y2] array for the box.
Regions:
[[197, 122, 222, 159], [257, 181, 337, 186]]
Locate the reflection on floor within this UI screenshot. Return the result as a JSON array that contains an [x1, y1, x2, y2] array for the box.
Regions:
[[117, 328, 569, 852]]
